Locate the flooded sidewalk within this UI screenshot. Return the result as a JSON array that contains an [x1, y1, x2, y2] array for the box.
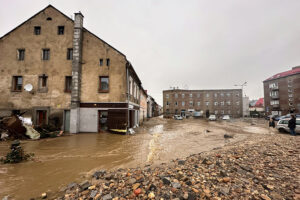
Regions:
[[0, 117, 270, 199]]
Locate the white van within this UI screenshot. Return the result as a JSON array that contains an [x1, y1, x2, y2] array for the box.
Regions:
[[276, 118, 300, 133]]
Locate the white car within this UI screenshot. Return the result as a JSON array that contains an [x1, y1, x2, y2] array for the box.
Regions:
[[222, 115, 230, 120], [276, 118, 300, 133], [209, 115, 217, 121], [174, 115, 183, 120]]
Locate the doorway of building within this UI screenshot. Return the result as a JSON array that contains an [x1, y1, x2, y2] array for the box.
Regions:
[[129, 110, 135, 128], [36, 110, 47, 126], [64, 110, 70, 132], [98, 110, 108, 132]]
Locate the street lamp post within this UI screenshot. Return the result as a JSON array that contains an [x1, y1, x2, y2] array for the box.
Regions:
[[234, 82, 247, 119]]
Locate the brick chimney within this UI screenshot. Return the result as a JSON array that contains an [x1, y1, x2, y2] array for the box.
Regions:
[[70, 12, 84, 134]]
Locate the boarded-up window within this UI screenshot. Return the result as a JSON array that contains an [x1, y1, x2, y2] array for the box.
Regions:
[[99, 76, 109, 92]]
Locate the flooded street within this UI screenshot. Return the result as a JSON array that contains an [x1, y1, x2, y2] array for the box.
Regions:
[[0, 117, 270, 199]]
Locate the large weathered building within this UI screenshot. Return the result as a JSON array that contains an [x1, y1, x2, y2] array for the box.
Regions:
[[0, 5, 147, 133], [163, 89, 243, 118], [263, 66, 300, 116]]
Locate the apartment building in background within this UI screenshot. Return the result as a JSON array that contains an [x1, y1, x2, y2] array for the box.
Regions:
[[0, 5, 156, 133], [263, 66, 300, 116], [163, 89, 243, 118]]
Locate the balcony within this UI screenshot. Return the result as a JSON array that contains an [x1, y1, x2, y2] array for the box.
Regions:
[[270, 86, 279, 90], [271, 94, 279, 99]]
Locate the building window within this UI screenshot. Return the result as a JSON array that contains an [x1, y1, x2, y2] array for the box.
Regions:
[[166, 109, 170, 114], [175, 101, 178, 106], [236, 101, 240, 105], [237, 110, 240, 114], [289, 102, 293, 106], [269, 82, 278, 89], [65, 76, 72, 93], [215, 110, 218, 114], [189, 101, 193, 106], [236, 93, 240, 97], [197, 93, 200, 98], [34, 26, 41, 35], [17, 49, 25, 60], [228, 110, 231, 114], [197, 102, 200, 106], [289, 98, 293, 102], [67, 48, 73, 60], [221, 110, 224, 114], [182, 101, 185, 106], [221, 101, 224, 106], [175, 93, 178, 98], [270, 100, 279, 105], [288, 89, 292, 93], [214, 102, 218, 106], [220, 93, 224, 97], [214, 93, 217, 98], [206, 93, 209, 98], [99, 76, 109, 92], [182, 94, 185, 98], [226, 101, 231, 105], [106, 59, 110, 66], [226, 93, 231, 97], [166, 94, 169, 99], [58, 26, 64, 35], [42, 49, 50, 60], [12, 76, 23, 91], [189, 93, 193, 98], [166, 101, 169, 106], [288, 94, 293, 98], [288, 83, 292, 87], [38, 75, 48, 92], [99, 59, 103, 66], [206, 102, 209, 106]]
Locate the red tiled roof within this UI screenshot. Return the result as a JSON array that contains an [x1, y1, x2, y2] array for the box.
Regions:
[[255, 98, 264, 107], [264, 67, 300, 82]]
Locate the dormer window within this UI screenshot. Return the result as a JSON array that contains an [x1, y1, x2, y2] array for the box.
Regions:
[[58, 26, 64, 35]]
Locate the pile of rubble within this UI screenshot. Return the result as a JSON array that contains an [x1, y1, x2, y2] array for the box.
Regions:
[[0, 114, 62, 141], [51, 134, 299, 200]]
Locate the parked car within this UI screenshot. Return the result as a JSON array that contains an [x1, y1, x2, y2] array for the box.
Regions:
[[281, 113, 300, 119], [222, 115, 230, 120], [208, 115, 217, 121], [276, 118, 300, 133], [174, 115, 183, 120]]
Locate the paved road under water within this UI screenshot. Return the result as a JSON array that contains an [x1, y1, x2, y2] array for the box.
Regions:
[[0, 117, 270, 199]]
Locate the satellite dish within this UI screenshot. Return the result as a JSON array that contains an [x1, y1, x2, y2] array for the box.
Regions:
[[24, 84, 33, 92]]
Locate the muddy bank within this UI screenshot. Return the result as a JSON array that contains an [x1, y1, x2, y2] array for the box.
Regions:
[[0, 117, 271, 199], [52, 134, 299, 200]]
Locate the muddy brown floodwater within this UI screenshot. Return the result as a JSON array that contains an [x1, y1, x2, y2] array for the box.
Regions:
[[0, 117, 270, 199]]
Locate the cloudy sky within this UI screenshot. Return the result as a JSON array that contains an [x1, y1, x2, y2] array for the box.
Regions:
[[1, 0, 300, 105]]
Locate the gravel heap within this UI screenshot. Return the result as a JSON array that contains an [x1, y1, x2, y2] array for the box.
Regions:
[[52, 134, 299, 200]]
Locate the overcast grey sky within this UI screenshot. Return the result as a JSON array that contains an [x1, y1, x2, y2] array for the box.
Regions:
[[1, 0, 300, 105]]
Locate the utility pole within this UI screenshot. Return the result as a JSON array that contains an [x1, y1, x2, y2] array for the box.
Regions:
[[234, 82, 247, 119]]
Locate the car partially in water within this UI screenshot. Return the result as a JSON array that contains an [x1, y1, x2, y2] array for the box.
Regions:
[[174, 115, 183, 120], [222, 115, 230, 120], [208, 115, 217, 121]]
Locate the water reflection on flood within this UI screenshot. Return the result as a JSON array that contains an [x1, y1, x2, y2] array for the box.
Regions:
[[0, 117, 269, 199]]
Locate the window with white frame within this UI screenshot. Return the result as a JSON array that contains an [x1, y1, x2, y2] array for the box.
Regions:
[[288, 94, 293, 98], [175, 93, 178, 98], [214, 102, 218, 106], [236, 101, 240, 105], [215, 110, 218, 114], [197, 93, 200, 98], [189, 93, 193, 98], [270, 100, 279, 105], [214, 93, 217, 98], [226, 93, 231, 97], [166, 94, 169, 99], [197, 102, 200, 106], [189, 101, 193, 106], [206, 101, 209, 106], [182, 94, 185, 98], [220, 93, 224, 97], [182, 101, 185, 106], [269, 82, 278, 89], [206, 93, 209, 98], [226, 101, 231, 105], [221, 101, 224, 106]]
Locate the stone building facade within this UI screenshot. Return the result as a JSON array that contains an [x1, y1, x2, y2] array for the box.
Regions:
[[0, 5, 145, 133], [163, 89, 243, 118], [263, 66, 300, 116]]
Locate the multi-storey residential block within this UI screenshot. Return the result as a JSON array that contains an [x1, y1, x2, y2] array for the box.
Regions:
[[163, 89, 243, 118], [263, 66, 300, 116], [0, 5, 148, 133]]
